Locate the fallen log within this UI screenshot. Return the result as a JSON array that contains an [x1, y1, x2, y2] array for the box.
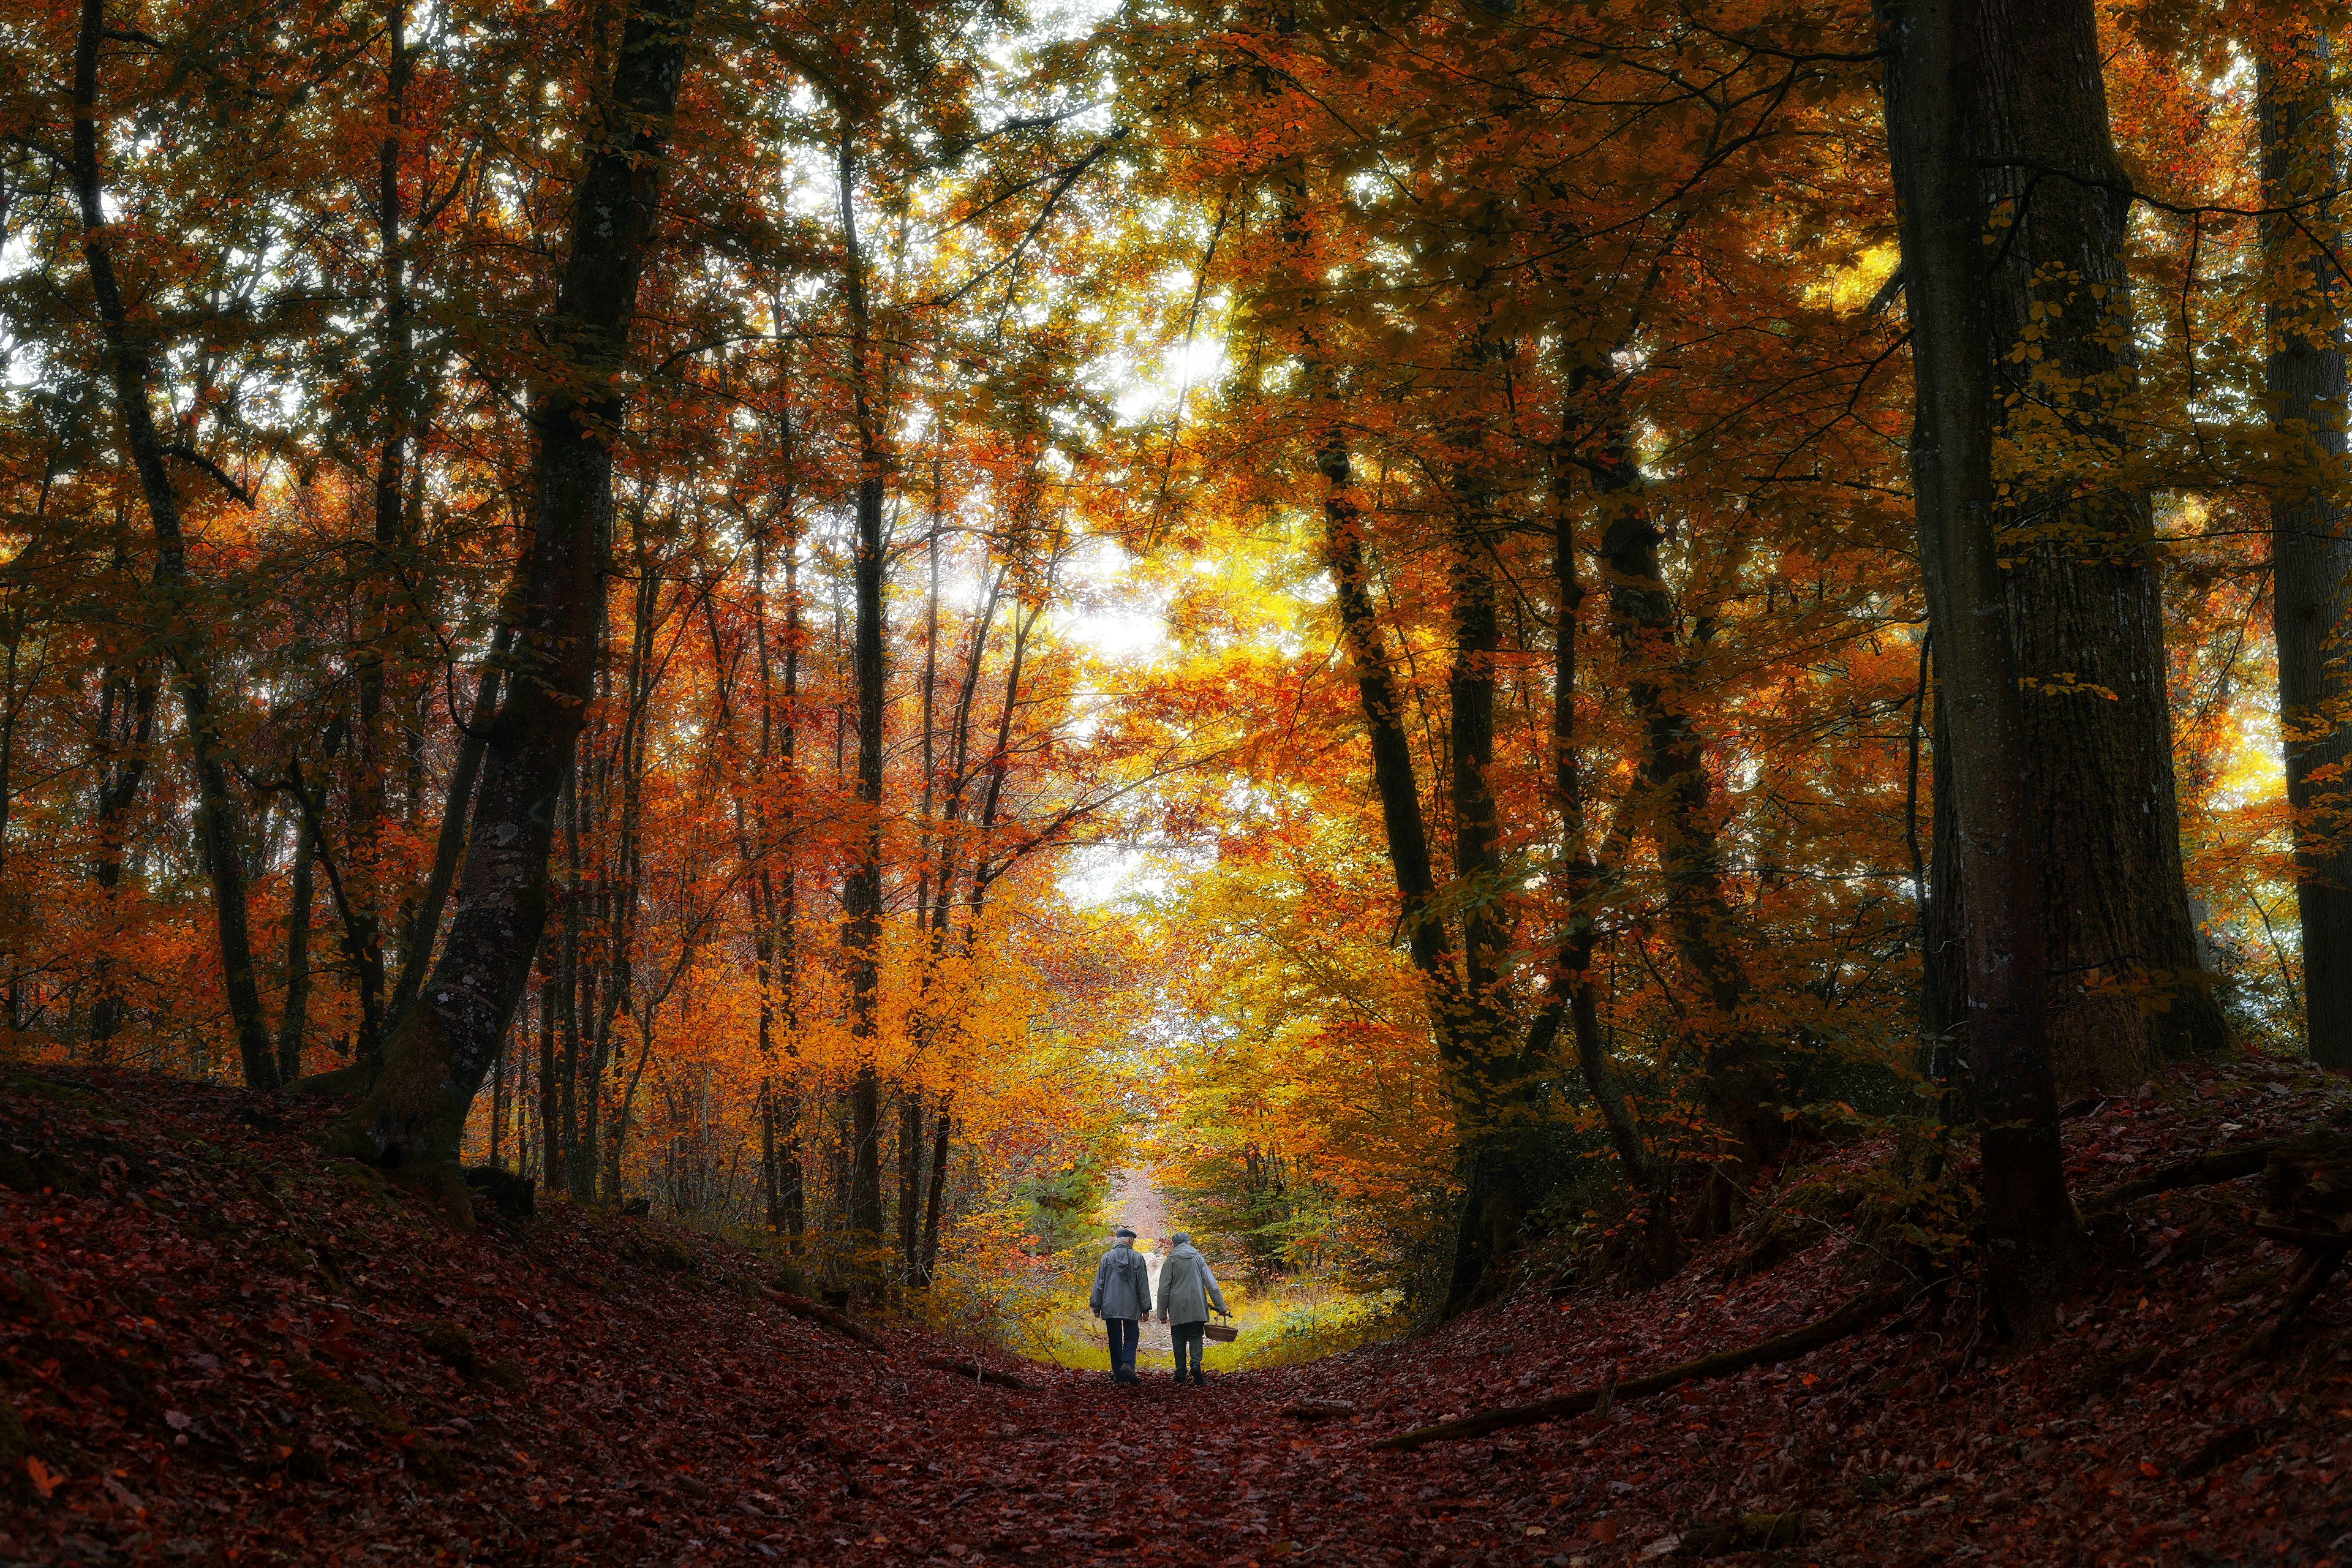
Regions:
[[765, 1289, 881, 1346], [2081, 1129, 2352, 1218], [1375, 1289, 1899, 1452], [921, 1354, 1031, 1390]]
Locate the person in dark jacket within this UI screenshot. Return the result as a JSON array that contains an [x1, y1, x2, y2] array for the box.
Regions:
[[1089, 1226, 1152, 1384], [1155, 1232, 1228, 1385]]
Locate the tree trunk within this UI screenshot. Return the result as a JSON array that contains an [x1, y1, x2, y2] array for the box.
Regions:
[[1882, 0, 2084, 1335], [919, 1099, 951, 1283], [773, 481, 807, 1246], [1318, 437, 1452, 982], [276, 756, 334, 1088], [837, 130, 890, 1265], [1973, 0, 2226, 1096], [555, 764, 583, 1189], [845, 467, 888, 1257], [2258, 38, 2352, 1072], [382, 624, 511, 1038], [898, 1087, 923, 1284], [538, 969, 560, 1180], [342, 0, 409, 1069], [489, 1017, 508, 1170], [1320, 433, 1536, 1312], [277, 799, 320, 1087], [87, 611, 157, 1056], [70, 0, 277, 1090], [1591, 423, 1776, 1191], [320, 0, 699, 1215], [1443, 469, 1537, 1309], [1550, 437, 1681, 1276]]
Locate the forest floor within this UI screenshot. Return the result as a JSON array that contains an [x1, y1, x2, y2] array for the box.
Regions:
[[3, 1058, 2351, 1567]]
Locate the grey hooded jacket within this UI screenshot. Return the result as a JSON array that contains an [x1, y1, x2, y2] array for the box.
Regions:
[[1155, 1242, 1227, 1325], [1089, 1240, 1153, 1320]]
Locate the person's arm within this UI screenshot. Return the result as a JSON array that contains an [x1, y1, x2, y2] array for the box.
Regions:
[[1205, 1263, 1227, 1316], [1089, 1254, 1108, 1317]]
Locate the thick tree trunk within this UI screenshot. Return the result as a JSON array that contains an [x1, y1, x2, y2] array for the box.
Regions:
[[71, 0, 277, 1090], [2258, 40, 2352, 1072], [1973, 0, 2225, 1096], [320, 0, 698, 1215], [1882, 0, 2084, 1335]]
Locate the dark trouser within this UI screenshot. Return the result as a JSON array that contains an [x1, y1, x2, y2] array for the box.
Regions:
[[1171, 1321, 1205, 1378], [1104, 1316, 1141, 1379]]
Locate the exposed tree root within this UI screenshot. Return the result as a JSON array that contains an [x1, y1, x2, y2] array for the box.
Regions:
[[2080, 1129, 2352, 1218], [290, 1061, 375, 1098], [1686, 1509, 1817, 1556], [1280, 1398, 1356, 1420], [921, 1355, 1031, 1389], [766, 1289, 881, 1346], [1375, 1289, 1900, 1450]]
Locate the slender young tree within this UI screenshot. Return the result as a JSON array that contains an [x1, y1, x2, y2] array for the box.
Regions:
[[835, 125, 891, 1267], [69, 0, 277, 1090]]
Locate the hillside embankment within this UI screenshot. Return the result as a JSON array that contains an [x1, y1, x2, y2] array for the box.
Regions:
[[2, 1060, 2350, 1565]]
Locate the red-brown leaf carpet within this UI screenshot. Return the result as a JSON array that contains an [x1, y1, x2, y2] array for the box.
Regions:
[[2, 1061, 2348, 1566]]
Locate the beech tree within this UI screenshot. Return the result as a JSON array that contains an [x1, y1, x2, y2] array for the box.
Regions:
[[321, 0, 702, 1212], [1881, 0, 2084, 1330], [2258, 26, 2352, 1072]]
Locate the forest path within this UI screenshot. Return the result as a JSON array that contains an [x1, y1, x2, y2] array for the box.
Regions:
[[9, 1065, 2348, 1567], [1106, 1165, 1174, 1360]]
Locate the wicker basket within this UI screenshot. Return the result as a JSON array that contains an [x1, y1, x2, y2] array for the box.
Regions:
[[1202, 1320, 1238, 1343]]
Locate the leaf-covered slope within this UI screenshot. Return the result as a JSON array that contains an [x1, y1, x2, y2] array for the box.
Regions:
[[4, 1063, 2350, 1566]]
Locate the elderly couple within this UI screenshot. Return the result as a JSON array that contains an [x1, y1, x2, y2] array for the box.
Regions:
[[1088, 1227, 1228, 1385]]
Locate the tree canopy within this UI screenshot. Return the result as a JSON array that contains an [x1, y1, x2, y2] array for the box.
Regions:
[[0, 0, 2343, 1325]]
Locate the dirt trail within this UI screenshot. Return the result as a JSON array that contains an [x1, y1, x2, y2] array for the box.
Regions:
[[6, 1064, 2351, 1566], [1106, 1166, 1172, 1362]]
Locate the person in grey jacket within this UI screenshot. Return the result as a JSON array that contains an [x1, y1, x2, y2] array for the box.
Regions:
[[1155, 1232, 1228, 1385], [1089, 1226, 1153, 1384]]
